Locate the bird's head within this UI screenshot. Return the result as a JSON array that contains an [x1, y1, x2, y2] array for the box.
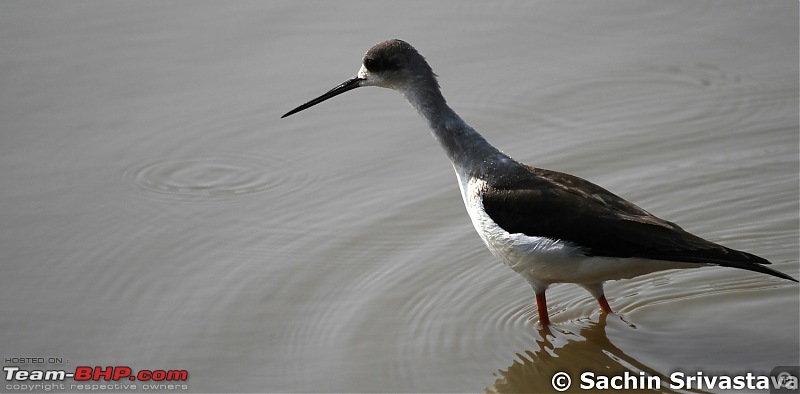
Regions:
[[281, 39, 439, 118]]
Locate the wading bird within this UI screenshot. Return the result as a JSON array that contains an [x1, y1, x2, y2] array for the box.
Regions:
[[282, 39, 797, 325]]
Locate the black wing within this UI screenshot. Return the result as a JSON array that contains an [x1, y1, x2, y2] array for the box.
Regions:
[[480, 165, 797, 282]]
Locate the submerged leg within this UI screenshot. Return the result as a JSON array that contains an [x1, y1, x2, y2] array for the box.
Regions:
[[579, 283, 613, 314], [597, 295, 613, 314], [535, 292, 551, 326], [527, 279, 552, 326]]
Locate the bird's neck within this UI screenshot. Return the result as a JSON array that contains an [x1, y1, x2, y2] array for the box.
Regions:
[[399, 84, 507, 175]]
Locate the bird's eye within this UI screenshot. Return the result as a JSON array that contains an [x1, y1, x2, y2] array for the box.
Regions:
[[364, 57, 382, 72]]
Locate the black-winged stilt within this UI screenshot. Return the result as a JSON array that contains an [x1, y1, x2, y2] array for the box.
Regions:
[[282, 39, 797, 325]]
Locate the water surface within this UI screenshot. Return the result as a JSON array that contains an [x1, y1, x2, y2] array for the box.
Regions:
[[1, 1, 797, 392]]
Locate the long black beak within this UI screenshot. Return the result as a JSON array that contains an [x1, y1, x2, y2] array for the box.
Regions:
[[281, 77, 364, 118]]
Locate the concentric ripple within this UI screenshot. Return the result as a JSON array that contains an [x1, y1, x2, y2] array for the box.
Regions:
[[124, 153, 312, 203]]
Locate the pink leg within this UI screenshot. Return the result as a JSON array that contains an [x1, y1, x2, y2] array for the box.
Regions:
[[598, 295, 613, 314], [536, 293, 551, 326]]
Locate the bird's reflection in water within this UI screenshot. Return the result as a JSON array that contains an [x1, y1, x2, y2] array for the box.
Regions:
[[487, 314, 710, 394]]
